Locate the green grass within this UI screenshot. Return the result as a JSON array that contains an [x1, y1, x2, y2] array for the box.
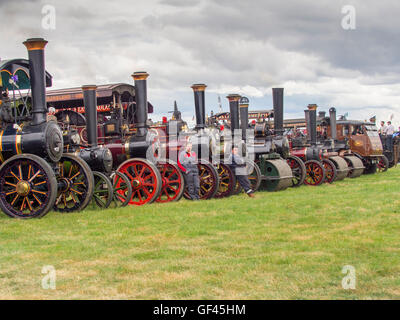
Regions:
[[0, 168, 399, 299]]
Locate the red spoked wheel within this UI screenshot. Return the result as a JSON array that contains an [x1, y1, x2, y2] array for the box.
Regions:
[[116, 158, 162, 206], [377, 155, 389, 173], [286, 155, 306, 187], [322, 159, 337, 184], [156, 160, 185, 203], [304, 160, 325, 186], [214, 163, 236, 198]]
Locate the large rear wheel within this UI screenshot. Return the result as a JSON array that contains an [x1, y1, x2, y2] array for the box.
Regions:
[[54, 155, 94, 213], [116, 158, 162, 205], [110, 172, 133, 208], [322, 159, 337, 183], [377, 155, 389, 173], [286, 155, 306, 187], [156, 160, 185, 203], [92, 171, 113, 209], [0, 154, 57, 218], [304, 160, 325, 186], [214, 163, 236, 198]]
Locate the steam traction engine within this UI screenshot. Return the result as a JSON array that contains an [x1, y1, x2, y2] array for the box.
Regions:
[[0, 38, 94, 218], [317, 108, 383, 175], [239, 88, 295, 191]]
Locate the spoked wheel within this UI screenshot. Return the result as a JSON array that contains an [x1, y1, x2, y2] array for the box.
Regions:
[[214, 163, 236, 198], [377, 155, 389, 173], [92, 171, 113, 209], [286, 155, 306, 187], [0, 154, 57, 219], [322, 159, 337, 184], [232, 159, 262, 195], [54, 155, 94, 213], [110, 172, 132, 208], [116, 158, 162, 205], [304, 160, 325, 186], [183, 159, 219, 200], [247, 159, 262, 192], [156, 160, 185, 203]]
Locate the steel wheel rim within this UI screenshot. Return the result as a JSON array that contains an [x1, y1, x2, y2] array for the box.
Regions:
[[323, 161, 335, 183], [0, 159, 52, 217], [157, 163, 183, 203], [93, 172, 112, 208], [305, 162, 324, 185], [111, 172, 131, 207], [215, 164, 234, 198], [55, 158, 90, 212], [287, 158, 302, 186], [118, 161, 158, 205]]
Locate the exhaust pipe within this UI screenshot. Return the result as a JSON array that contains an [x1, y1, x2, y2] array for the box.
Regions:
[[82, 85, 98, 147], [23, 38, 48, 126], [227, 94, 241, 133], [191, 84, 207, 130], [132, 71, 149, 137], [329, 107, 337, 140], [307, 104, 318, 145], [239, 96, 249, 141], [272, 88, 284, 135]]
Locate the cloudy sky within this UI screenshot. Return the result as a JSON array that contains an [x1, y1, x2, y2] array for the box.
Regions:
[[1, 0, 399, 126]]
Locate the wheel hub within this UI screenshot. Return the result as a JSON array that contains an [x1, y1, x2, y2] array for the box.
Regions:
[[132, 179, 141, 188], [59, 177, 71, 192], [16, 181, 31, 197]]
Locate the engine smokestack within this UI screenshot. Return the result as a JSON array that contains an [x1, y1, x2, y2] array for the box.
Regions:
[[239, 96, 249, 141], [82, 85, 98, 147], [191, 84, 207, 130], [304, 109, 311, 142], [329, 107, 337, 140], [227, 94, 241, 134], [307, 104, 318, 145], [272, 88, 284, 135], [23, 38, 48, 126], [132, 71, 149, 137]]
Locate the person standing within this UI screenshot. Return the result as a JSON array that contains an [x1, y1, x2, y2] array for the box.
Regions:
[[379, 121, 387, 149], [228, 146, 255, 198], [385, 121, 395, 151], [178, 141, 200, 200]]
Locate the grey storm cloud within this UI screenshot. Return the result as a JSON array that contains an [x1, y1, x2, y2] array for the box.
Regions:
[[1, 0, 400, 124]]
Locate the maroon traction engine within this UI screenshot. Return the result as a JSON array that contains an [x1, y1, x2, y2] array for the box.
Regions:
[[48, 72, 186, 205]]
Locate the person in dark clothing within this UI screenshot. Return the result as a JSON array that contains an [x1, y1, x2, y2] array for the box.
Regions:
[[178, 142, 200, 200], [228, 146, 255, 197]]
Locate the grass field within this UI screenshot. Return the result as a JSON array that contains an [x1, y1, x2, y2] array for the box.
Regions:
[[0, 167, 399, 300]]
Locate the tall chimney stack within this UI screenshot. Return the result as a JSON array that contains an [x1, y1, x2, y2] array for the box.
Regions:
[[304, 109, 311, 142], [329, 107, 337, 140], [239, 96, 249, 141], [132, 71, 149, 137], [23, 38, 48, 126], [82, 85, 98, 147], [272, 88, 284, 135], [307, 104, 318, 145], [227, 94, 241, 134], [191, 84, 207, 130]]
